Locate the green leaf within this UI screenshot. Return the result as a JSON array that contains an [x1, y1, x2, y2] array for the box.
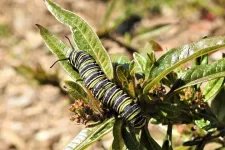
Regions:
[[194, 119, 210, 129], [116, 65, 135, 97], [195, 54, 209, 89], [133, 52, 146, 74], [144, 36, 225, 94], [45, 0, 114, 80], [129, 60, 136, 77], [64, 118, 115, 150], [211, 86, 225, 123], [203, 78, 224, 102], [64, 81, 88, 103], [139, 43, 156, 78], [196, 112, 218, 129], [140, 126, 162, 150], [36, 24, 81, 82], [121, 126, 140, 150], [194, 54, 208, 66], [111, 53, 131, 64], [116, 65, 129, 84], [140, 42, 159, 57], [112, 119, 126, 150], [176, 58, 225, 90], [145, 54, 154, 79]]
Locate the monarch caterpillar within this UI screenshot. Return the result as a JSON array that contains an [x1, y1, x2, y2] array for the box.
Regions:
[[52, 37, 146, 129]]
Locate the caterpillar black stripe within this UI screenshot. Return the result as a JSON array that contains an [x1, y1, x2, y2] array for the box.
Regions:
[[69, 50, 146, 128], [53, 38, 147, 128]]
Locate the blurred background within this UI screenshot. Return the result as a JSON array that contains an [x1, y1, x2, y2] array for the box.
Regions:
[[1, 0, 225, 150]]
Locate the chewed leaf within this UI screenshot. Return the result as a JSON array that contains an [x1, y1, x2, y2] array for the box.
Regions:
[[45, 0, 114, 79], [36, 24, 81, 82], [144, 36, 225, 93], [64, 118, 115, 150]]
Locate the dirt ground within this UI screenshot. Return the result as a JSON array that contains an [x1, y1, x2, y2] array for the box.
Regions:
[[0, 0, 225, 150]]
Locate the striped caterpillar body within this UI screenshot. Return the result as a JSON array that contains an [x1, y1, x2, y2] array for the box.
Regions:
[[68, 50, 146, 129]]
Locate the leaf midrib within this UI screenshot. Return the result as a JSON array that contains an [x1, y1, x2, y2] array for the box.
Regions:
[[46, 0, 113, 79], [143, 44, 225, 94]]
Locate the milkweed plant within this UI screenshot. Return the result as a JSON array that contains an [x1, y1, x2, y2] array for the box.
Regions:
[[37, 0, 225, 149]]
